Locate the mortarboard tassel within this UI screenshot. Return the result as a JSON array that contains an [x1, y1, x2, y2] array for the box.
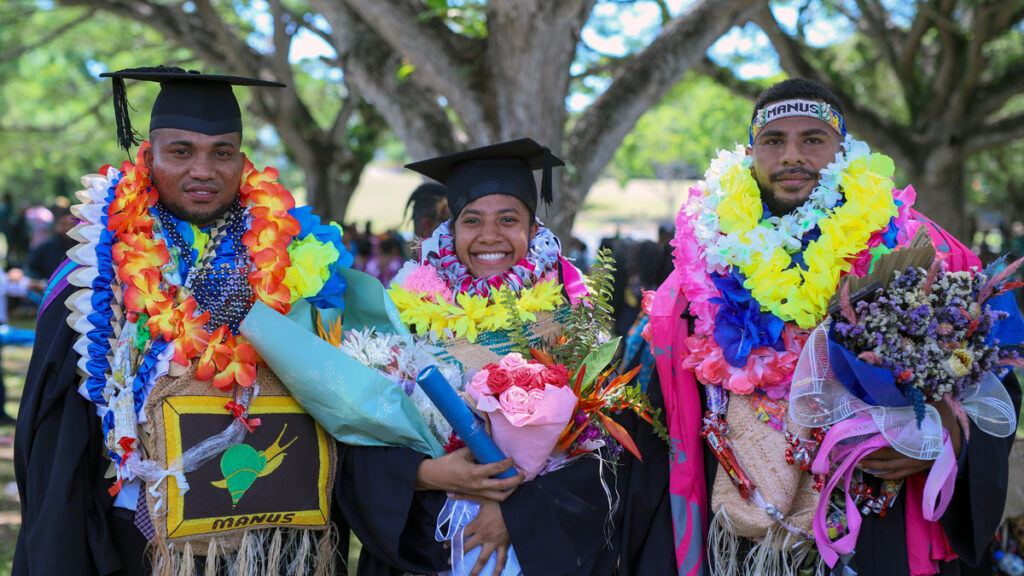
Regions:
[[111, 76, 141, 152], [540, 146, 553, 207]]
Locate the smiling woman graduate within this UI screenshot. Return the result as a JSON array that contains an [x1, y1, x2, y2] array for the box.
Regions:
[[333, 138, 638, 576]]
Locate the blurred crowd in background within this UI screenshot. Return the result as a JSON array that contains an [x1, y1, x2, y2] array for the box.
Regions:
[[2, 184, 1024, 427]]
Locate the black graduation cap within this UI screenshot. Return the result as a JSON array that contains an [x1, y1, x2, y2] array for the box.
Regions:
[[100, 65, 286, 152], [405, 138, 565, 219]]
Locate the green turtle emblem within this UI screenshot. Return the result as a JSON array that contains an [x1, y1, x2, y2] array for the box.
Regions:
[[211, 424, 297, 507]]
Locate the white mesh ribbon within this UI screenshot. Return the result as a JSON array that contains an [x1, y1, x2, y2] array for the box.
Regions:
[[789, 323, 944, 460], [791, 322, 1018, 459], [961, 370, 1017, 438]]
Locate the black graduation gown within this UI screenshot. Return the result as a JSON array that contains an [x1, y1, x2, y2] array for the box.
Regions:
[[14, 284, 354, 576], [701, 371, 1022, 576], [614, 369, 677, 575], [13, 283, 149, 576], [336, 442, 623, 575]]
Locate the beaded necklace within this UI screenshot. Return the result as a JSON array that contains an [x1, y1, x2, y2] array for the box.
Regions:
[[107, 143, 299, 391], [154, 200, 254, 334]]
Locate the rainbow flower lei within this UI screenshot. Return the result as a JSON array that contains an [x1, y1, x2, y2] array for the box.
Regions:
[[673, 137, 918, 396], [109, 143, 342, 388], [691, 136, 899, 328]]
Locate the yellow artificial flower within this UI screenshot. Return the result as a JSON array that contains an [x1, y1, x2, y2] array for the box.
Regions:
[[716, 164, 762, 234], [189, 224, 210, 261], [516, 280, 564, 322], [450, 292, 491, 342], [388, 285, 435, 334], [283, 236, 339, 301], [478, 302, 511, 332]]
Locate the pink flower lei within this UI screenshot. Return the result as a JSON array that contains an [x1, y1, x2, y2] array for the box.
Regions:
[[422, 220, 562, 298]]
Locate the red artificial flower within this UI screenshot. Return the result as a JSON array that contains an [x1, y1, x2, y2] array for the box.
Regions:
[[486, 368, 514, 395], [512, 366, 542, 391], [539, 365, 569, 388], [443, 432, 466, 454]]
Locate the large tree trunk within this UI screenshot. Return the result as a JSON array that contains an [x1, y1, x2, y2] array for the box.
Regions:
[[906, 158, 969, 243], [297, 150, 361, 223], [485, 1, 593, 239], [337, 0, 763, 240]]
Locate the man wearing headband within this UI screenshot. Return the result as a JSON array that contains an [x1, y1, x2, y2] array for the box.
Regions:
[[647, 78, 1020, 575]]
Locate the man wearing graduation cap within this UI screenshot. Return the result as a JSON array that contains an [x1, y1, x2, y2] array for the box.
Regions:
[[15, 66, 355, 575], [333, 138, 659, 576]]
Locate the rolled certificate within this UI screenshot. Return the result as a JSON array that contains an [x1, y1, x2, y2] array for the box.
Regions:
[[416, 366, 517, 479]]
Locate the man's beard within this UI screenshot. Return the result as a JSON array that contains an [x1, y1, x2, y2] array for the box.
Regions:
[[151, 171, 236, 225], [757, 167, 820, 217]]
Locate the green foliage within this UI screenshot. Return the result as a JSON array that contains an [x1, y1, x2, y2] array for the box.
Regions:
[[608, 73, 752, 183], [418, 0, 488, 38], [552, 247, 616, 368], [498, 287, 531, 356], [615, 382, 670, 443], [0, 1, 375, 216], [0, 10, 179, 205], [966, 139, 1024, 224]]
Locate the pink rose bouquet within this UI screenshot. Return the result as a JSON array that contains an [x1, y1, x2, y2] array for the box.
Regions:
[[467, 352, 578, 480]]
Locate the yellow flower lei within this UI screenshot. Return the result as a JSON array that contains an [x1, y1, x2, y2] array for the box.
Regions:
[[714, 152, 898, 328], [389, 279, 564, 342]]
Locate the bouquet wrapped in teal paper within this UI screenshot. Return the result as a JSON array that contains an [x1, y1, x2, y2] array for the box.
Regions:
[[239, 269, 445, 457]]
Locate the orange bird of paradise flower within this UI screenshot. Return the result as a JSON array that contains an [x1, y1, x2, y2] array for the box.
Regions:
[[529, 348, 646, 461]]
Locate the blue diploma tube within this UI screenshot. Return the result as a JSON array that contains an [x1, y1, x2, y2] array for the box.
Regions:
[[416, 366, 517, 479]]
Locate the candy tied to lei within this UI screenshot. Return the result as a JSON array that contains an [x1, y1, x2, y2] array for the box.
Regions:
[[788, 234, 1024, 569], [657, 136, 931, 573]]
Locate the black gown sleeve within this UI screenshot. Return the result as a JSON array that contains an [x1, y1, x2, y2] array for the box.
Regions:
[[334, 443, 448, 576], [940, 370, 1022, 566], [615, 370, 676, 575], [337, 443, 625, 575], [13, 285, 145, 576], [499, 452, 621, 575]]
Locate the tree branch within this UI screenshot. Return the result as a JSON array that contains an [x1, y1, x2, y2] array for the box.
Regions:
[[570, 55, 626, 80], [755, 5, 915, 165], [754, 4, 826, 81], [0, 92, 106, 134], [973, 60, 1024, 120], [696, 57, 762, 100], [334, 0, 493, 142], [651, 0, 671, 24], [313, 0, 456, 160], [963, 113, 1024, 157], [330, 84, 360, 144], [565, 0, 763, 192], [851, 0, 905, 94]]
